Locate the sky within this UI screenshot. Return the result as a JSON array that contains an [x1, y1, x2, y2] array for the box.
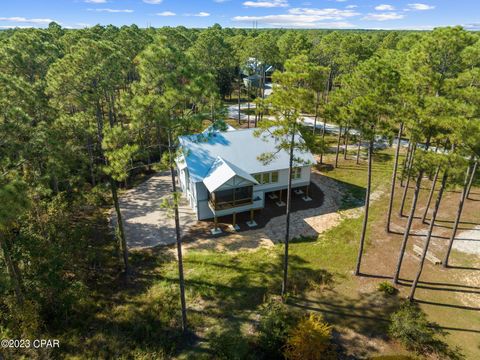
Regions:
[[1, 0, 479, 31]]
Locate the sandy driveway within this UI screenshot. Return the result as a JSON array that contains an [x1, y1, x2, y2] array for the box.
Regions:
[[114, 173, 197, 249], [114, 168, 370, 251]]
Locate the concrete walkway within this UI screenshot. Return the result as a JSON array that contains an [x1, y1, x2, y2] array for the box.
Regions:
[[114, 173, 197, 249]]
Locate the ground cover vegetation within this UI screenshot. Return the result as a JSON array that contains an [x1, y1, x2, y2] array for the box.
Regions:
[[1, 23, 479, 359]]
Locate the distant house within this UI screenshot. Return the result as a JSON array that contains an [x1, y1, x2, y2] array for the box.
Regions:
[[176, 126, 316, 231], [242, 57, 275, 88]]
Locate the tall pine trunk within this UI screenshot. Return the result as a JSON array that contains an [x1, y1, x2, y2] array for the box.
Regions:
[[386, 122, 404, 233], [443, 163, 473, 267], [408, 171, 448, 301], [401, 141, 413, 187], [111, 178, 129, 275], [421, 166, 440, 224], [313, 91, 320, 135], [355, 138, 373, 275], [320, 118, 327, 165], [356, 137, 362, 165], [343, 128, 349, 160], [247, 89, 251, 129], [393, 139, 430, 284], [168, 130, 188, 331], [106, 100, 129, 275], [399, 144, 417, 217], [335, 126, 342, 168], [96, 101, 129, 275], [282, 130, 296, 298], [87, 137, 96, 186], [466, 160, 477, 200], [237, 73, 242, 125]]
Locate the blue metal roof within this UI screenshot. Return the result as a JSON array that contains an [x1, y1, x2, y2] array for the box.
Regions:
[[178, 127, 316, 183]]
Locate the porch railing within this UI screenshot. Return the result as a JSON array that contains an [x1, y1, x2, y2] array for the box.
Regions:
[[209, 197, 253, 211]]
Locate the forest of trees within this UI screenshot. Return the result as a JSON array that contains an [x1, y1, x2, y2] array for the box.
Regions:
[[1, 23, 479, 358]]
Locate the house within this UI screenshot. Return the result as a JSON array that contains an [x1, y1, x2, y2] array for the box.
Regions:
[[176, 126, 316, 233], [242, 57, 275, 89]]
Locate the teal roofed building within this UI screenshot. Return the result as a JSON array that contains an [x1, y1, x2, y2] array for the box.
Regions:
[[176, 127, 316, 231]]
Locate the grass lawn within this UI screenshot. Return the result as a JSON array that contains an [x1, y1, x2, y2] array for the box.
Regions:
[[58, 145, 479, 359]]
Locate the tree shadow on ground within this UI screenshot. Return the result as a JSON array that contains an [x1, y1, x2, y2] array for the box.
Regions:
[[289, 291, 399, 340], [289, 290, 402, 358], [153, 251, 336, 358]]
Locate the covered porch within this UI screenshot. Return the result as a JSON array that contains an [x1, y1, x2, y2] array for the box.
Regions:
[[202, 156, 262, 234], [200, 182, 324, 236]]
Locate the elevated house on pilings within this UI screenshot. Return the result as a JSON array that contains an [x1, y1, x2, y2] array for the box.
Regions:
[[176, 126, 315, 233], [242, 57, 274, 90]]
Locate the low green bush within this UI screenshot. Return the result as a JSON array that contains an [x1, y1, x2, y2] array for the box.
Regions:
[[389, 302, 464, 359], [256, 296, 301, 359], [377, 281, 397, 295]]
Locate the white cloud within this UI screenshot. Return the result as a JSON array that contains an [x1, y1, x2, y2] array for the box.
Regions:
[[288, 8, 360, 19], [463, 23, 480, 31], [0, 16, 55, 24], [143, 0, 163, 4], [156, 11, 176, 16], [363, 12, 404, 21], [233, 7, 360, 28], [243, 0, 289, 8], [233, 15, 354, 28], [375, 4, 395, 11], [87, 8, 134, 13], [0, 25, 30, 28], [408, 3, 435, 10], [346, 5, 358, 9], [233, 6, 360, 27], [366, 24, 438, 30], [194, 12, 211, 17], [84, 0, 107, 3]]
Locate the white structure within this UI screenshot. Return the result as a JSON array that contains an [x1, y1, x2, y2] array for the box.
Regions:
[[176, 127, 316, 229]]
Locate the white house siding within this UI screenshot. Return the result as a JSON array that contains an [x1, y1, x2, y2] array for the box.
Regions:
[[180, 165, 312, 221], [195, 182, 214, 220], [215, 175, 255, 191], [198, 199, 214, 220], [253, 165, 311, 193], [179, 169, 188, 193]]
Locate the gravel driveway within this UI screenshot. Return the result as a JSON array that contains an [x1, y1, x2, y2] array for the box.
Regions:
[[114, 173, 197, 249]]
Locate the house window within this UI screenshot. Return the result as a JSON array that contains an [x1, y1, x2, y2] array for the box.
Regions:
[[262, 172, 270, 184], [253, 171, 279, 185], [271, 171, 279, 183], [292, 167, 301, 180]]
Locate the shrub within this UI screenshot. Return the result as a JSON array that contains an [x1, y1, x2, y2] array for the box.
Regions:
[[209, 326, 252, 360], [256, 296, 301, 358], [377, 281, 397, 295], [389, 302, 464, 359], [283, 313, 335, 360]]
